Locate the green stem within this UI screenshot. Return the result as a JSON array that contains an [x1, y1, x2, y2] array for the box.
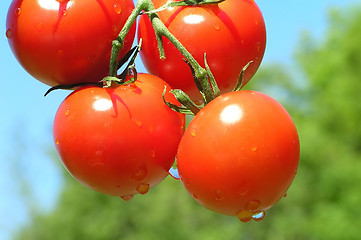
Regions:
[[109, 0, 219, 104], [109, 0, 148, 77], [148, 12, 214, 103]]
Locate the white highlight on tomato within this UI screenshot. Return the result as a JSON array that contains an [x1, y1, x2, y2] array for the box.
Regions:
[[37, 0, 73, 11], [93, 98, 112, 112], [220, 104, 243, 125], [183, 14, 205, 24], [166, 0, 175, 11]]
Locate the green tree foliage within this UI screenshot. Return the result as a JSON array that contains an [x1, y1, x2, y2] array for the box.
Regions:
[[16, 4, 361, 240]]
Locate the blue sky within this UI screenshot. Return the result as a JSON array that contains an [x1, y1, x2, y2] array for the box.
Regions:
[[0, 0, 359, 239]]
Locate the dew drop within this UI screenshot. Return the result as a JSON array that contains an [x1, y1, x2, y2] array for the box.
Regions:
[[215, 190, 224, 201], [6, 28, 12, 39], [132, 167, 147, 181], [237, 210, 253, 223], [112, 25, 119, 37], [114, 4, 122, 14], [15, 7, 21, 16], [136, 183, 149, 195], [252, 210, 265, 222], [251, 146, 257, 152], [133, 119, 143, 128], [283, 192, 288, 198], [65, 109, 70, 116], [55, 139, 60, 145], [256, 41, 261, 51], [168, 167, 180, 180], [120, 195, 134, 201], [192, 194, 198, 199], [237, 184, 250, 197], [150, 148, 156, 158], [190, 129, 196, 137], [245, 200, 261, 211], [214, 24, 220, 31]]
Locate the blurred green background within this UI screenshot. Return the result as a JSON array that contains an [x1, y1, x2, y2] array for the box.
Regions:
[[2, 1, 361, 240]]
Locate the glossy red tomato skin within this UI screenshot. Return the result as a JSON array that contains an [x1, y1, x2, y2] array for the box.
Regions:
[[177, 91, 299, 216], [6, 0, 135, 86], [53, 74, 185, 197], [138, 0, 266, 103]]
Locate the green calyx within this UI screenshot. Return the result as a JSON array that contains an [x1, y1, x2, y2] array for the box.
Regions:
[[163, 59, 253, 116], [44, 41, 142, 96]]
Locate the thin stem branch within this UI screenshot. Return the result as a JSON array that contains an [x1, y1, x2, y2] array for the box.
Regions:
[[109, 0, 148, 77], [109, 0, 222, 112]]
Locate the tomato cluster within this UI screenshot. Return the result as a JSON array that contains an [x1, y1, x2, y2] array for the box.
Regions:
[[6, 0, 299, 222]]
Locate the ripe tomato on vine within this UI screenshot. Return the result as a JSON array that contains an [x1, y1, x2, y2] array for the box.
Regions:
[[6, 0, 136, 86], [138, 0, 266, 102], [5, 0, 300, 222], [177, 90, 300, 222], [53, 73, 185, 198]]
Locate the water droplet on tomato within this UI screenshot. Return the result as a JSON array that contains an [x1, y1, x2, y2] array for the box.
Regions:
[[245, 200, 261, 211], [132, 167, 147, 181], [112, 25, 118, 37], [120, 195, 134, 201], [252, 210, 265, 222], [237, 210, 253, 223], [114, 4, 122, 14], [65, 109, 70, 116], [6, 29, 12, 39], [136, 183, 149, 195], [15, 7, 21, 15], [251, 146, 257, 152], [55, 139, 60, 145], [283, 192, 288, 198], [190, 129, 196, 137], [133, 119, 143, 128], [215, 190, 224, 201], [192, 194, 198, 199], [168, 167, 180, 180], [256, 41, 262, 52], [237, 184, 250, 197], [214, 24, 220, 31], [150, 148, 156, 158]]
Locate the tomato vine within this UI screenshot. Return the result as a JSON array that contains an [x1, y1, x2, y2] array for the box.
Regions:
[[6, 0, 299, 223], [109, 0, 226, 105]]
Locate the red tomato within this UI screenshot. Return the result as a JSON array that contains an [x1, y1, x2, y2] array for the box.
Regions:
[[6, 0, 135, 86], [138, 0, 266, 103], [177, 91, 299, 221], [53, 74, 185, 198]]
